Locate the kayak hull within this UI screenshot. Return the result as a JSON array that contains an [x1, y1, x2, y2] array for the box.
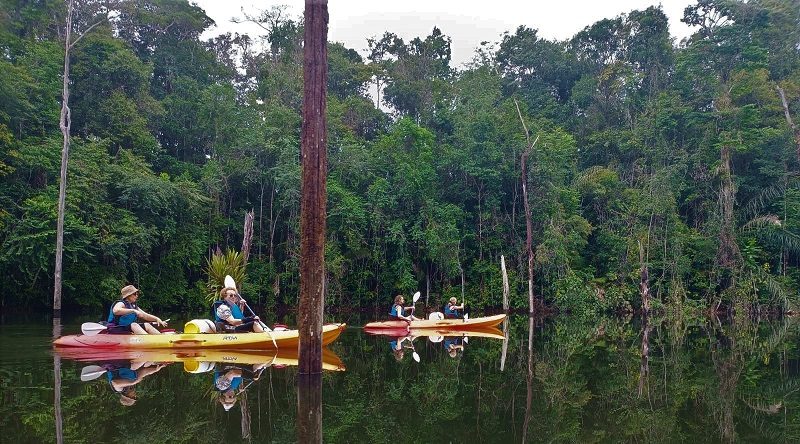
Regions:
[[364, 314, 506, 330], [56, 347, 346, 371], [53, 323, 346, 350], [365, 326, 505, 340]]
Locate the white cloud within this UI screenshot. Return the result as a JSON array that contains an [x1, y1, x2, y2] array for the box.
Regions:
[[193, 0, 697, 67]]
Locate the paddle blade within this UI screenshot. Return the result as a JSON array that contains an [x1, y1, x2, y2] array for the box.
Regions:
[[412, 351, 421, 363], [224, 275, 236, 289], [80, 365, 107, 382], [412, 291, 421, 303], [463, 313, 469, 321], [463, 336, 469, 344], [81, 322, 107, 336]]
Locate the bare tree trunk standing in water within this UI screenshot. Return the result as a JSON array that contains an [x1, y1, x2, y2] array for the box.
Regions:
[[54, 0, 105, 313], [54, 0, 75, 314], [298, 0, 328, 376], [514, 99, 539, 315], [298, 2, 327, 442]]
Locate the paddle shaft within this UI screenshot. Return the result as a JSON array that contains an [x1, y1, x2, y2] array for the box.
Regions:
[[241, 298, 278, 349]]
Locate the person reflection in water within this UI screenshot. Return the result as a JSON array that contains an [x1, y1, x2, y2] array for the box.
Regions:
[[443, 337, 465, 358], [389, 336, 415, 362], [215, 362, 270, 411], [106, 361, 166, 406]]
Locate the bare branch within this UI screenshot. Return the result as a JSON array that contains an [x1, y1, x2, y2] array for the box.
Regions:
[[69, 18, 106, 49]]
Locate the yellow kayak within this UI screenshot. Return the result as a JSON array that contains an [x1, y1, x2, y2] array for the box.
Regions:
[[54, 323, 346, 350]]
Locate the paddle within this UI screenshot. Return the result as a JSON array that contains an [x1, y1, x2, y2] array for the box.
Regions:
[[406, 335, 421, 363], [81, 319, 170, 336], [224, 275, 278, 349], [409, 291, 421, 319], [80, 365, 107, 381]]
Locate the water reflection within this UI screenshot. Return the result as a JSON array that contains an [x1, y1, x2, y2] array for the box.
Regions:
[[52, 317, 63, 444], [4, 315, 800, 442], [297, 374, 322, 444], [365, 327, 505, 363]]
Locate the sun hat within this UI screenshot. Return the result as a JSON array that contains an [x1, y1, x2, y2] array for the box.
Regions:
[[121, 285, 139, 299]]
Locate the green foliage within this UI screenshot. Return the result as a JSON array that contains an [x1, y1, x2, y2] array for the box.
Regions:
[[0, 0, 799, 314], [204, 249, 246, 302]]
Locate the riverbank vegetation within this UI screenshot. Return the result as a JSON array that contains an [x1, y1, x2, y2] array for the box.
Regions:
[[1, 0, 799, 315]]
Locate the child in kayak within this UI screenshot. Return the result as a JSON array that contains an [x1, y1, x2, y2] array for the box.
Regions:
[[389, 294, 420, 322], [107, 285, 168, 334], [443, 297, 464, 319]]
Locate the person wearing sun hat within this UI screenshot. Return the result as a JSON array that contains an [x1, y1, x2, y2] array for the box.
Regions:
[[106, 284, 168, 334]]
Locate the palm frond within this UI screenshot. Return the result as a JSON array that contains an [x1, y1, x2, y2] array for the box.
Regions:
[[204, 249, 246, 302]]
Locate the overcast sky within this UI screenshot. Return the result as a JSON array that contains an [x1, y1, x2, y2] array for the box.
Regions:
[[192, 1, 697, 67]]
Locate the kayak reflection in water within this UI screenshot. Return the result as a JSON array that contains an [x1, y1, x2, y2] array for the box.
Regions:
[[443, 297, 465, 319], [389, 335, 416, 362], [214, 362, 270, 411], [106, 360, 167, 406], [389, 295, 420, 321]]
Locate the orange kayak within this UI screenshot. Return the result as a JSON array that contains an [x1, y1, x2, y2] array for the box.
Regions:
[[364, 314, 506, 330]]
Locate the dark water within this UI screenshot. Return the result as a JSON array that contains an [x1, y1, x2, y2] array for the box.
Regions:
[[1, 313, 800, 443]]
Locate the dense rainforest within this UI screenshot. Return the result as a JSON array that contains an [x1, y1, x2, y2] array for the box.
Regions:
[[1, 0, 799, 316]]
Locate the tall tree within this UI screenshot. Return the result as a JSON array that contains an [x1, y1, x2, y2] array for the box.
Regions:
[[54, 0, 108, 312], [298, 0, 328, 375]]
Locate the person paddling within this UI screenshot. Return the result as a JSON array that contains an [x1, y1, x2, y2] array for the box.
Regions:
[[214, 287, 265, 333], [389, 294, 420, 322], [443, 297, 465, 319], [107, 285, 168, 335]]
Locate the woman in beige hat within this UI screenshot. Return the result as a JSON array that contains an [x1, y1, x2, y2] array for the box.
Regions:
[[106, 285, 168, 334]]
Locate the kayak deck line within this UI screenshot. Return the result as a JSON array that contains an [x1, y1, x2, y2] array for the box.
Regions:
[[363, 314, 506, 330], [53, 323, 346, 350]]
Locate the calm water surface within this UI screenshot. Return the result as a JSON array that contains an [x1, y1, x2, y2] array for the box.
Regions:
[[1, 313, 799, 443]]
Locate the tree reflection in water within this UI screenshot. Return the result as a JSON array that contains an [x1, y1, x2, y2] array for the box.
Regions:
[[3, 316, 800, 442]]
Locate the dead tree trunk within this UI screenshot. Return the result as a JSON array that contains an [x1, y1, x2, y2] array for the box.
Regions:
[[241, 210, 255, 265], [298, 0, 328, 376], [54, 0, 75, 314], [638, 240, 651, 315], [514, 99, 539, 315], [717, 144, 741, 273], [54, 0, 106, 313], [500, 255, 509, 311], [777, 86, 800, 166]]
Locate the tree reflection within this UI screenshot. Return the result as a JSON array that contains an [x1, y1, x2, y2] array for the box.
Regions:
[[297, 373, 322, 444]]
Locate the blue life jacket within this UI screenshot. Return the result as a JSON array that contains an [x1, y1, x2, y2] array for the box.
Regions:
[[443, 338, 463, 350], [389, 304, 403, 318], [106, 367, 137, 392], [213, 300, 244, 323], [107, 300, 138, 326], [213, 371, 242, 391], [444, 303, 461, 318]]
